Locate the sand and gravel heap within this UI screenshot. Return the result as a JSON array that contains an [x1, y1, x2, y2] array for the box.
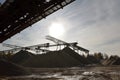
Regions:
[[11, 50, 34, 64], [10, 47, 120, 68], [22, 47, 93, 68], [62, 47, 88, 65], [22, 47, 82, 67], [13, 47, 102, 68], [0, 59, 28, 76], [63, 47, 101, 64]]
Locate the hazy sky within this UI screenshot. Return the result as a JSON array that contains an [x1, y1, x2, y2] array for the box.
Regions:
[[0, 0, 120, 56]]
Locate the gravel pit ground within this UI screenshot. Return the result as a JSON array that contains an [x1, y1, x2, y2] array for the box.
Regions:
[[0, 66, 120, 80]]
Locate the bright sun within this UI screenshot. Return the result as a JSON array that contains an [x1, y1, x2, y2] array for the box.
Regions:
[[49, 22, 65, 37]]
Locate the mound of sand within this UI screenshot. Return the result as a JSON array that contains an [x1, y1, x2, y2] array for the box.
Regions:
[[12, 47, 103, 68], [62, 47, 88, 64], [0, 59, 29, 76], [63, 47, 100, 65], [22, 47, 85, 68], [11, 50, 34, 64]]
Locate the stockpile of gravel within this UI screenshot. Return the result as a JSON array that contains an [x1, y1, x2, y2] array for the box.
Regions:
[[11, 50, 34, 64], [18, 47, 102, 68], [0, 59, 29, 76], [22, 49, 81, 67]]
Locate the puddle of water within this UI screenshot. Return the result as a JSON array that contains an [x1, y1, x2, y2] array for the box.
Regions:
[[82, 71, 95, 76]]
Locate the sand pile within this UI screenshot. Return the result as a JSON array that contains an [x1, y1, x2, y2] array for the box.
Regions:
[[0, 59, 28, 76], [12, 47, 103, 68], [62, 47, 88, 64], [10, 47, 120, 68], [22, 48, 81, 67], [11, 50, 34, 64]]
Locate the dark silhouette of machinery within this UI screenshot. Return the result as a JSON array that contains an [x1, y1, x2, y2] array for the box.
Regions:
[[1, 43, 50, 53], [46, 35, 89, 54], [1, 36, 89, 54], [0, 0, 75, 43]]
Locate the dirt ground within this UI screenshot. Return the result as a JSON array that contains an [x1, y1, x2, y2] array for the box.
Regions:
[[0, 66, 120, 80]]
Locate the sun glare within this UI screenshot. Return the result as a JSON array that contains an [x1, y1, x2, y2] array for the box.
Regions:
[[49, 22, 65, 37]]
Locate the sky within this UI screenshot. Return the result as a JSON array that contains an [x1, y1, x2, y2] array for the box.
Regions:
[[0, 0, 120, 56], [0, 0, 5, 4]]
